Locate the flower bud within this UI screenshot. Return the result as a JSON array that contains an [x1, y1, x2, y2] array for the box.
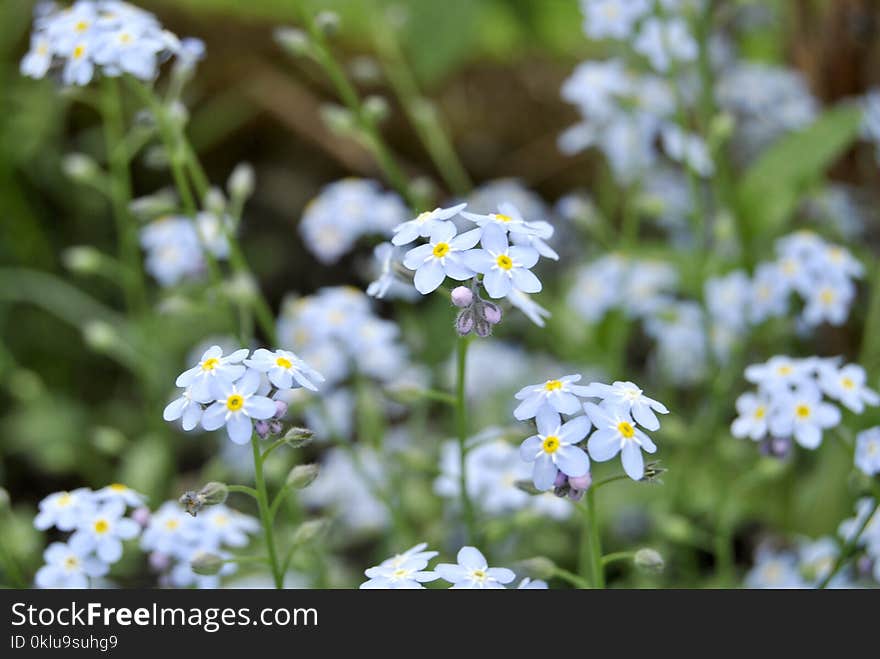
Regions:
[[481, 302, 502, 325], [132, 507, 151, 528], [254, 420, 271, 439], [274, 400, 289, 419], [554, 471, 568, 488], [291, 519, 329, 545], [129, 189, 177, 218], [634, 548, 665, 574], [455, 309, 475, 336], [568, 473, 592, 491], [287, 464, 320, 489], [474, 319, 492, 338], [283, 426, 315, 448], [640, 461, 666, 483], [199, 482, 229, 506], [203, 187, 227, 217], [82, 320, 119, 352], [228, 162, 255, 200], [516, 556, 557, 580], [314, 11, 340, 36], [275, 27, 313, 57], [362, 95, 390, 124], [451, 286, 474, 308], [62, 153, 100, 182], [149, 551, 171, 572], [62, 246, 103, 275], [191, 551, 225, 576]]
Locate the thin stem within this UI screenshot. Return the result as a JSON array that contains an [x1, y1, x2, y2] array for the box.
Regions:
[[586, 489, 605, 588], [551, 566, 591, 589], [455, 336, 477, 543], [601, 551, 635, 567], [251, 434, 283, 588], [227, 484, 259, 499], [818, 497, 880, 589], [593, 473, 629, 491], [99, 76, 145, 313]]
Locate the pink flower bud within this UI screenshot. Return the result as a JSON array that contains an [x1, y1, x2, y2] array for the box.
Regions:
[[554, 471, 568, 488], [132, 507, 152, 528], [456, 310, 474, 336], [451, 286, 474, 308], [482, 302, 502, 325], [273, 399, 289, 419], [149, 551, 171, 572], [568, 473, 592, 491]]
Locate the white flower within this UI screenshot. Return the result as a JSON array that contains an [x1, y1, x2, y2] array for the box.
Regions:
[[461, 203, 538, 236], [20, 33, 53, 79], [435, 546, 515, 589], [580, 381, 668, 431], [360, 555, 438, 590], [174, 345, 249, 402], [244, 348, 324, 392], [731, 392, 771, 441], [70, 500, 140, 563], [507, 288, 552, 327], [633, 17, 698, 73], [140, 502, 201, 557], [34, 488, 96, 532], [855, 428, 880, 477], [461, 224, 542, 299], [200, 506, 260, 549], [818, 362, 879, 413], [391, 203, 467, 246], [402, 222, 482, 294], [801, 278, 854, 327], [201, 369, 277, 444], [585, 403, 657, 480], [744, 548, 806, 589], [744, 356, 809, 393], [163, 386, 205, 431], [513, 374, 592, 420], [92, 21, 165, 79], [35, 542, 108, 589], [581, 0, 650, 41], [769, 384, 841, 449], [380, 542, 439, 568], [93, 483, 145, 508], [519, 407, 591, 491], [517, 577, 548, 589]]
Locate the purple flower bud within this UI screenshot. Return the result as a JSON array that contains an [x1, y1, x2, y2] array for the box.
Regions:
[[149, 551, 171, 572], [567, 488, 585, 502], [451, 286, 474, 308], [482, 302, 502, 325], [456, 310, 474, 336], [273, 399, 289, 419], [254, 420, 271, 439], [269, 420, 283, 435], [132, 506, 151, 528], [475, 319, 492, 337], [554, 471, 568, 488], [568, 473, 592, 491]]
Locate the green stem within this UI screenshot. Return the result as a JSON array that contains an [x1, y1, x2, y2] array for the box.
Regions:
[[586, 489, 605, 588], [551, 566, 591, 589], [227, 484, 259, 499], [818, 497, 880, 589], [601, 551, 635, 567], [455, 336, 477, 543], [99, 76, 145, 313], [251, 434, 283, 588]]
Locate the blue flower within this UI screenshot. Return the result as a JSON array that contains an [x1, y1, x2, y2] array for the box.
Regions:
[[402, 222, 482, 294], [201, 369, 278, 444], [585, 402, 657, 480], [461, 224, 541, 299], [519, 407, 591, 491], [435, 546, 515, 589]]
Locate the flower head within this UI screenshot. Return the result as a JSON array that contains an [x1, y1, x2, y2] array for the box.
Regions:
[[391, 203, 467, 246], [435, 546, 515, 589], [513, 374, 591, 420], [201, 369, 277, 444], [584, 402, 657, 480], [244, 348, 324, 392], [461, 224, 542, 299], [519, 407, 591, 491], [402, 222, 482, 294]]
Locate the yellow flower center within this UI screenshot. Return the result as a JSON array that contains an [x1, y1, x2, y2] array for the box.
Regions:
[[276, 356, 292, 369], [496, 254, 513, 271], [72, 44, 85, 60], [754, 406, 766, 420], [820, 289, 835, 305], [213, 514, 229, 527], [226, 394, 244, 411], [201, 357, 220, 371], [165, 519, 180, 531], [777, 365, 792, 376], [37, 43, 48, 55], [94, 519, 109, 534], [494, 214, 513, 223], [119, 32, 132, 44], [57, 493, 73, 507], [432, 242, 450, 258], [75, 20, 89, 32], [795, 404, 811, 419], [109, 483, 127, 492], [64, 556, 79, 569], [416, 211, 431, 223], [471, 569, 487, 581], [617, 421, 635, 439], [842, 377, 855, 390], [392, 568, 408, 579], [542, 435, 560, 454], [544, 380, 563, 392]]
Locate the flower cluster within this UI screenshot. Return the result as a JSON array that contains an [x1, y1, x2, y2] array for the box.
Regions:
[[360, 545, 539, 590], [20, 1, 200, 86], [516, 377, 667, 486], [139, 212, 232, 287], [732, 356, 877, 455], [163, 344, 323, 444], [33, 485, 145, 588], [141, 501, 259, 588], [434, 431, 571, 519], [299, 179, 408, 265]]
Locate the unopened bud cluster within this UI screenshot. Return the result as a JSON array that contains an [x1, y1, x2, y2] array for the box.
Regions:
[[452, 281, 503, 338]]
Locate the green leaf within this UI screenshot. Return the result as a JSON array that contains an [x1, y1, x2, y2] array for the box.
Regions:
[[737, 103, 862, 246]]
